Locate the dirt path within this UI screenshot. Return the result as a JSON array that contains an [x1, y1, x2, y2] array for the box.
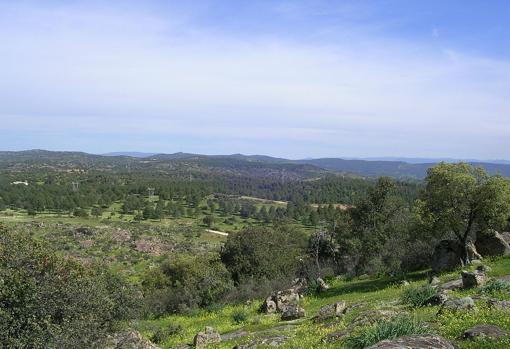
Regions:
[[205, 229, 229, 236]]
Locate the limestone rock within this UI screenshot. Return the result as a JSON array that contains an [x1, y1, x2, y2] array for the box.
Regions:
[[488, 299, 510, 310], [439, 279, 463, 291], [461, 270, 487, 288], [429, 276, 441, 286], [261, 296, 277, 314], [316, 278, 329, 293], [463, 324, 509, 340], [275, 289, 300, 312], [367, 334, 455, 349], [475, 230, 510, 257], [193, 327, 221, 349]]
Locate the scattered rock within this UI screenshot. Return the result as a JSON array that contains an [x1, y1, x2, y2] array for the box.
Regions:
[[476, 264, 492, 273], [426, 290, 449, 306], [463, 324, 509, 340], [104, 331, 160, 349], [429, 276, 441, 286], [233, 335, 289, 348], [314, 301, 347, 322], [440, 297, 476, 313], [461, 270, 487, 288], [488, 299, 510, 310], [352, 310, 399, 326], [193, 327, 221, 349], [367, 334, 455, 349], [475, 230, 510, 257], [322, 329, 351, 343], [281, 304, 306, 321], [290, 278, 308, 295], [440, 279, 463, 291], [221, 330, 250, 341]]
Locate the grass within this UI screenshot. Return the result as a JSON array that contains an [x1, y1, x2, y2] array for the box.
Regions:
[[400, 284, 438, 307]]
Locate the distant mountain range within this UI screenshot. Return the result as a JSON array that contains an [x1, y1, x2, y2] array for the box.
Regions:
[[2, 149, 510, 179]]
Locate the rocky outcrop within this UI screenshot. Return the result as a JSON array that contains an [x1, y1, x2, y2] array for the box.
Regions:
[[475, 230, 510, 257], [461, 270, 487, 288], [462, 324, 509, 340], [367, 334, 455, 349], [193, 327, 221, 349], [432, 240, 479, 272]]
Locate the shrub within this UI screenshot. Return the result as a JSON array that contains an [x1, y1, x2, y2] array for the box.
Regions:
[[231, 310, 248, 324], [150, 323, 183, 344], [400, 284, 438, 307], [0, 224, 140, 348], [479, 279, 510, 294], [347, 316, 432, 349]]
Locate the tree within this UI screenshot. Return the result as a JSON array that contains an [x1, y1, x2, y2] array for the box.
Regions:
[[91, 206, 102, 218], [203, 215, 214, 228], [417, 163, 510, 264]]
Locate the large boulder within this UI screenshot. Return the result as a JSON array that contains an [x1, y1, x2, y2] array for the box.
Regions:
[[463, 324, 509, 340], [432, 240, 481, 272], [261, 296, 277, 314], [367, 334, 455, 349], [461, 270, 487, 288], [275, 288, 300, 312], [193, 327, 221, 349], [475, 230, 510, 257]]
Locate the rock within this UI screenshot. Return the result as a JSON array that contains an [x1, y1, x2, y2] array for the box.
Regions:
[[290, 278, 308, 295], [461, 270, 487, 288], [463, 324, 509, 340], [470, 259, 483, 266], [431, 240, 464, 272], [281, 304, 306, 321], [322, 329, 351, 343], [440, 279, 463, 291], [314, 301, 347, 322], [73, 226, 94, 236], [261, 296, 277, 314], [316, 278, 329, 292], [399, 280, 410, 286], [367, 334, 455, 349], [193, 327, 221, 349], [429, 276, 441, 286], [476, 264, 492, 273], [221, 330, 250, 341], [500, 232, 510, 244], [440, 297, 476, 313], [488, 299, 510, 310], [475, 230, 510, 257], [275, 289, 300, 312], [104, 331, 161, 349], [233, 335, 289, 348], [426, 290, 449, 306]]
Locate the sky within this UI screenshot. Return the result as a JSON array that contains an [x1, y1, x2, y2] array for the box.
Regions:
[[0, 0, 509, 159]]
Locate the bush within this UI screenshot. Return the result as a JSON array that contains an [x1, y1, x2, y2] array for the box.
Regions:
[[150, 323, 183, 344], [0, 224, 140, 348], [400, 284, 438, 307], [231, 310, 248, 324], [479, 279, 510, 295], [347, 316, 432, 349], [220, 225, 307, 284]]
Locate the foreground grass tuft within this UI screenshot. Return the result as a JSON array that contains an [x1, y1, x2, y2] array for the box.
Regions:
[[400, 284, 438, 307], [346, 316, 432, 349]]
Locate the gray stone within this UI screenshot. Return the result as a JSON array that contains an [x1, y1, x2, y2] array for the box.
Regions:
[[475, 230, 510, 257], [431, 240, 464, 272], [463, 324, 509, 340], [316, 278, 329, 292], [476, 264, 492, 273], [281, 304, 306, 321], [440, 297, 476, 313], [352, 310, 399, 326], [322, 329, 351, 343], [221, 330, 250, 341], [193, 327, 221, 349], [104, 331, 161, 349], [488, 299, 510, 310], [275, 289, 300, 312], [429, 276, 441, 286], [461, 270, 487, 288], [367, 334, 455, 349], [440, 279, 463, 291], [261, 296, 277, 314], [314, 301, 347, 322], [233, 335, 289, 348]]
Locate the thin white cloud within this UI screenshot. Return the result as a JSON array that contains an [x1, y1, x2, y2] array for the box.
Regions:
[[0, 1, 509, 158]]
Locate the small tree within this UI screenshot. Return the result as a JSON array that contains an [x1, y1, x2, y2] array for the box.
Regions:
[[203, 215, 214, 228], [417, 163, 510, 264]]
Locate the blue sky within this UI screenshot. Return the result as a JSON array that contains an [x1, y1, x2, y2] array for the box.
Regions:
[[0, 0, 509, 159]]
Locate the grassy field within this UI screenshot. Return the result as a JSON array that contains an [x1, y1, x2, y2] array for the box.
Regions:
[[134, 257, 510, 349]]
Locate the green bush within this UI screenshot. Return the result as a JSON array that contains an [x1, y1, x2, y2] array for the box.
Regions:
[[479, 279, 510, 294], [0, 224, 140, 348], [150, 323, 183, 344], [231, 310, 248, 324], [400, 284, 438, 307], [347, 316, 432, 349]]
